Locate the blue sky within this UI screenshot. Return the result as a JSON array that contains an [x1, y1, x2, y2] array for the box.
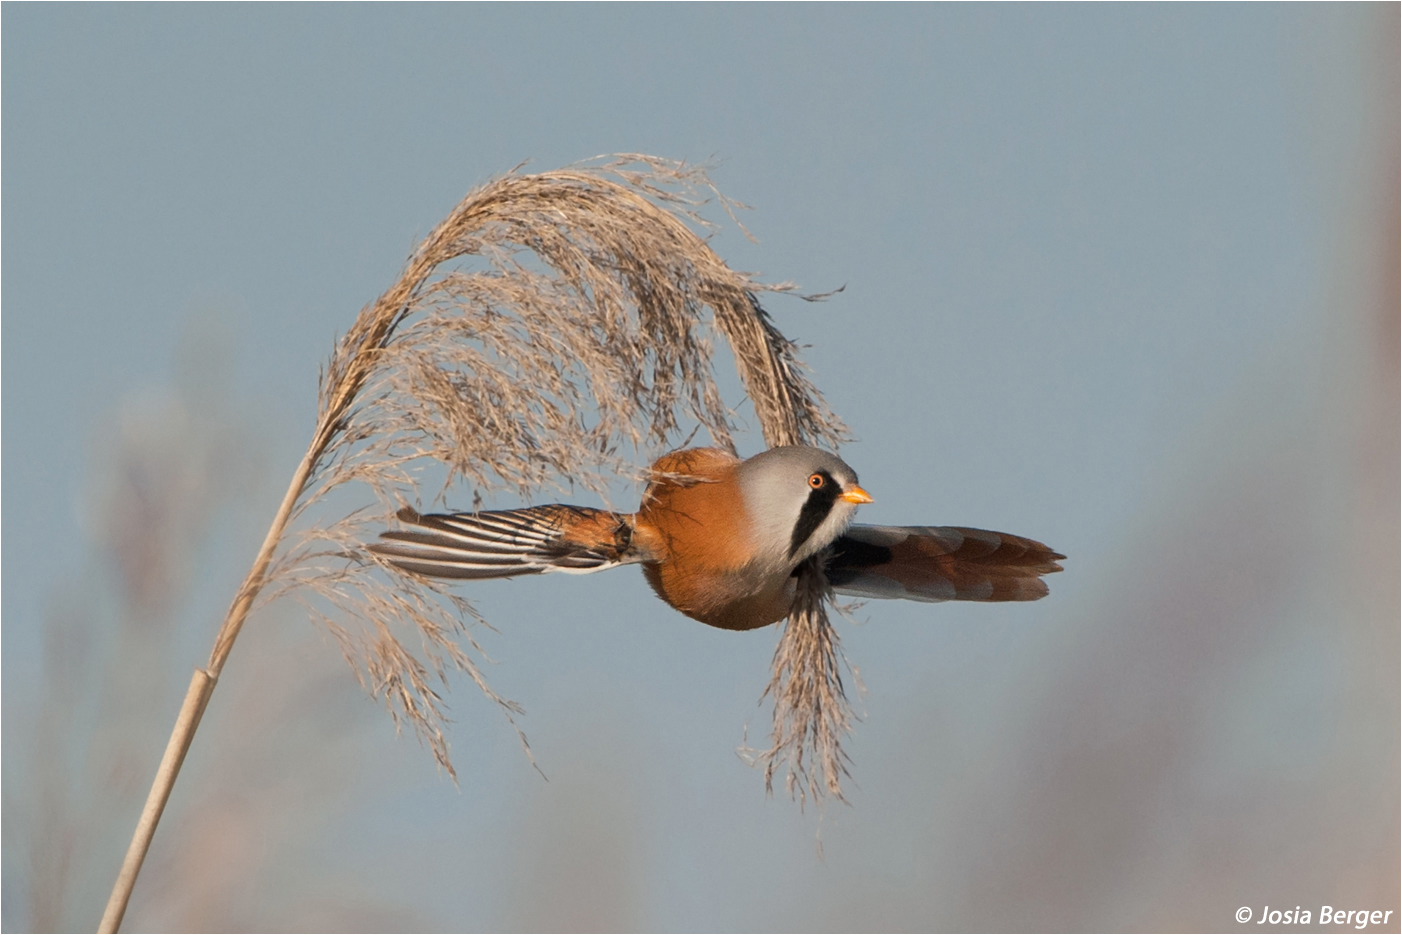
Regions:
[[4, 5, 1396, 930]]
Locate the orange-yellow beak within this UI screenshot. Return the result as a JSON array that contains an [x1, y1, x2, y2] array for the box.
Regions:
[[840, 485, 874, 504]]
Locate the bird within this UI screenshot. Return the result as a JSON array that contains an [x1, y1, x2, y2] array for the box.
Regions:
[[368, 446, 1065, 631]]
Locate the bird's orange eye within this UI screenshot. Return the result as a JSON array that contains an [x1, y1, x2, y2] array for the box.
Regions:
[[808, 473, 825, 489]]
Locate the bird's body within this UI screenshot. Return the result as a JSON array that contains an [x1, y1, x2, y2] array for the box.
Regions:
[[634, 447, 781, 629], [369, 446, 1065, 630]]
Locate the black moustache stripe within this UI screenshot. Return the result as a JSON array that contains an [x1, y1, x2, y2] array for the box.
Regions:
[[789, 471, 841, 558]]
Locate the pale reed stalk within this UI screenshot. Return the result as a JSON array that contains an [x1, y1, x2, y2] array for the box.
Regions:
[[99, 155, 852, 931]]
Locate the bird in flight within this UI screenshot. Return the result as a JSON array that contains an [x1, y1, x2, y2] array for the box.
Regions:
[[369, 446, 1065, 631]]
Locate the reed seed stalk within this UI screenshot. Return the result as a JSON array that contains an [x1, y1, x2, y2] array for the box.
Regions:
[[98, 156, 853, 931]]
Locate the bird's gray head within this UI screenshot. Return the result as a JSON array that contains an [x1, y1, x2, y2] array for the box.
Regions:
[[736, 445, 872, 570]]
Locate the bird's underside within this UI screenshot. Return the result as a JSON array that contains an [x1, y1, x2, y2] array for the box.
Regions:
[[369, 505, 1065, 604]]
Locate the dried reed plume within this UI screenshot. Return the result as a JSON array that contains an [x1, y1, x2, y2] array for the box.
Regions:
[[102, 155, 853, 931], [755, 561, 860, 809]]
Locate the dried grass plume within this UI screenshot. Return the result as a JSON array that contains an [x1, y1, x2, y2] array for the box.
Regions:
[[103, 154, 856, 931]]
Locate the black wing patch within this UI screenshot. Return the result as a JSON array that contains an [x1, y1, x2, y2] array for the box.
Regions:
[[825, 524, 1065, 602]]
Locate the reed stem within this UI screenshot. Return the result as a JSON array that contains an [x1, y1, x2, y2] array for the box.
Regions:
[[98, 419, 327, 931], [96, 669, 215, 933]]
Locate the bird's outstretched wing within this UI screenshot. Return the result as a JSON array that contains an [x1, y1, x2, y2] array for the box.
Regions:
[[368, 505, 639, 579], [825, 524, 1065, 602]]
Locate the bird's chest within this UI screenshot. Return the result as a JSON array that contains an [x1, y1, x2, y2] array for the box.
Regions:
[[635, 476, 795, 631]]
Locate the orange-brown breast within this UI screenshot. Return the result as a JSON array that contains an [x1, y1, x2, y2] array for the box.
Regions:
[[634, 448, 794, 630]]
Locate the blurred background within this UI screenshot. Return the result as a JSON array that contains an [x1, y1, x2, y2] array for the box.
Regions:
[[3, 5, 1396, 932]]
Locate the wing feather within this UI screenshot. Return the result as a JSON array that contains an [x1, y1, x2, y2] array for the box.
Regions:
[[368, 505, 638, 580], [825, 524, 1065, 603]]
